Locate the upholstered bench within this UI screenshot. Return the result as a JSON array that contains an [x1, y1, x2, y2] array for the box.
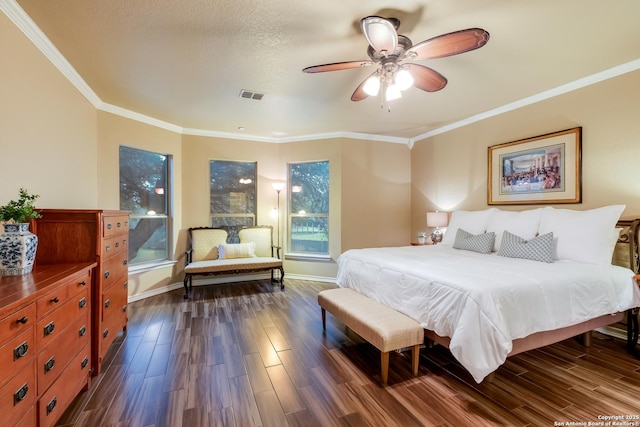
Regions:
[[317, 287, 424, 386], [183, 226, 284, 298]]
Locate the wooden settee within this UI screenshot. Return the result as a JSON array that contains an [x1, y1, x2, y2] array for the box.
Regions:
[[183, 226, 284, 298]]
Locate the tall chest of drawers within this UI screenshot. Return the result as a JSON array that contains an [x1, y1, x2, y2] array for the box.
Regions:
[[0, 263, 95, 427], [33, 209, 130, 375]]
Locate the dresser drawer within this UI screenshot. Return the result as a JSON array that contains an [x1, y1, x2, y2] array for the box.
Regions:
[[0, 326, 34, 388], [101, 254, 128, 290], [102, 215, 129, 238], [0, 359, 35, 427], [99, 307, 126, 359], [0, 303, 35, 344], [15, 404, 36, 427], [67, 269, 91, 299], [102, 280, 128, 322], [101, 233, 129, 261], [38, 345, 90, 427], [36, 288, 89, 348], [37, 312, 90, 396]]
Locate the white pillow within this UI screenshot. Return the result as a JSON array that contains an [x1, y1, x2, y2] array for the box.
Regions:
[[441, 208, 497, 246], [537, 205, 625, 265], [486, 208, 542, 252], [218, 242, 256, 259]]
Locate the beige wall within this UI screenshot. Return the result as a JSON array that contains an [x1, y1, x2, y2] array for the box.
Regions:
[[181, 135, 412, 280], [7, 7, 640, 296], [97, 111, 183, 296], [411, 69, 640, 237], [0, 12, 97, 208]]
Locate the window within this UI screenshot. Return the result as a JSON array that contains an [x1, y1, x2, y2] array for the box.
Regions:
[[288, 161, 329, 255], [119, 146, 171, 266], [210, 160, 257, 237]]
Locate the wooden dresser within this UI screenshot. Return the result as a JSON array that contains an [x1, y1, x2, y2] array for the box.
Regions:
[[0, 263, 95, 427], [33, 209, 130, 375]]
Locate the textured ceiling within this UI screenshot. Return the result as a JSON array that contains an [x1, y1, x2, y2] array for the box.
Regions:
[[9, 0, 640, 142]]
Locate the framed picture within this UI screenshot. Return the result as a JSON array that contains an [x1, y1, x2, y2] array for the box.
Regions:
[[488, 127, 582, 205]]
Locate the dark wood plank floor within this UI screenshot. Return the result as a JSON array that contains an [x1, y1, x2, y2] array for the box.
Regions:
[[56, 279, 640, 427]]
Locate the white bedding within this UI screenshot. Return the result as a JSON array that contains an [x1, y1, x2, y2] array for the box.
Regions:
[[336, 244, 640, 383]]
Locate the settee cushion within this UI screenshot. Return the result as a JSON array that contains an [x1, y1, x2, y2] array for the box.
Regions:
[[185, 257, 283, 274]]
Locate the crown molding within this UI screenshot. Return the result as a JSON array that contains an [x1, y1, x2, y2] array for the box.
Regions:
[[1, 0, 101, 107], [4, 0, 639, 148], [99, 102, 184, 134], [410, 58, 640, 144]]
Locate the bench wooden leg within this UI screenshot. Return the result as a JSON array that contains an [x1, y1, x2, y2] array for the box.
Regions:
[[412, 345, 420, 376], [381, 351, 389, 386], [183, 275, 189, 299], [321, 308, 326, 330]]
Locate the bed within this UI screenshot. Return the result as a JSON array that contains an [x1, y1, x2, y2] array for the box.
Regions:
[[336, 206, 640, 383]]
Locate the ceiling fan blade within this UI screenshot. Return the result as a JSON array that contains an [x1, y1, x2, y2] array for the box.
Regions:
[[405, 63, 447, 92], [407, 28, 490, 60], [302, 60, 372, 73], [360, 16, 398, 54], [351, 72, 377, 101]]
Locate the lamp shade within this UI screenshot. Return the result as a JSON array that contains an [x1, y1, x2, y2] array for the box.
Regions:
[[272, 182, 285, 191], [426, 211, 448, 228]]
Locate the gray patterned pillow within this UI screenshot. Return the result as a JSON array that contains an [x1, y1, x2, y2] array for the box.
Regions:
[[498, 230, 554, 263], [452, 229, 495, 254]]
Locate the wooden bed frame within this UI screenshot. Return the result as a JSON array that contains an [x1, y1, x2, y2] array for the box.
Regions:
[[424, 219, 640, 379]]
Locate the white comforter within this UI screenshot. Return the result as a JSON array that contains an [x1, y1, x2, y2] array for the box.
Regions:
[[336, 244, 640, 383]]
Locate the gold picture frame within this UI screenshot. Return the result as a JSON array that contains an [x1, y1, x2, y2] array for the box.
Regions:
[[488, 127, 582, 205]]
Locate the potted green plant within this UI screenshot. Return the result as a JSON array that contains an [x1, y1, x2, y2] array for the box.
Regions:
[[0, 188, 41, 276]]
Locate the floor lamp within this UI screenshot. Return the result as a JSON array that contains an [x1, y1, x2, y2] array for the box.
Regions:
[[272, 182, 285, 256]]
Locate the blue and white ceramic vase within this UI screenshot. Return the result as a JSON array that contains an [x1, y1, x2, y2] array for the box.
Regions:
[[0, 223, 38, 276]]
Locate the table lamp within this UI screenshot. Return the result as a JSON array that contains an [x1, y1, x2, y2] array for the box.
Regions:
[[426, 211, 448, 244]]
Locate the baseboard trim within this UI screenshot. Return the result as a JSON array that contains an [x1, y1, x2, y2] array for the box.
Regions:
[[127, 273, 337, 302]]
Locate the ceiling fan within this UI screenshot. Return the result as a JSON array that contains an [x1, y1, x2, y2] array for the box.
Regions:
[[302, 16, 490, 103]]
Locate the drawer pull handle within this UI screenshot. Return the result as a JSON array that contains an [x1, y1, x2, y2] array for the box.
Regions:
[[123, 282, 128, 289], [16, 316, 28, 325], [104, 271, 110, 279], [79, 325, 87, 337], [117, 222, 121, 228], [50, 297, 60, 303], [125, 221, 129, 227], [106, 245, 111, 252], [44, 356, 55, 373], [43, 321, 55, 336], [46, 396, 57, 414], [107, 223, 113, 230], [105, 299, 111, 308], [80, 280, 87, 286], [14, 341, 29, 360], [103, 329, 109, 338], [81, 357, 89, 369], [123, 260, 128, 266], [115, 242, 120, 248], [123, 305, 127, 313], [79, 297, 87, 309], [123, 239, 127, 245], [14, 383, 28, 405]]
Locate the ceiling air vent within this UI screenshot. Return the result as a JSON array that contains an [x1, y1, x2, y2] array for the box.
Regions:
[[239, 89, 264, 100]]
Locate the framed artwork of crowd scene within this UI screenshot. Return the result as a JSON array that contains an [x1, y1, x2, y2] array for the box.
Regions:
[[488, 127, 582, 205]]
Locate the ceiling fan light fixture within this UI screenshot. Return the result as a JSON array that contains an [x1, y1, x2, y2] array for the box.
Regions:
[[361, 16, 398, 54], [395, 68, 414, 91], [385, 84, 402, 102], [363, 75, 381, 96]]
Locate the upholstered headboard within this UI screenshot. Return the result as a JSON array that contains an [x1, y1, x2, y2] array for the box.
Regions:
[[612, 219, 640, 274]]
